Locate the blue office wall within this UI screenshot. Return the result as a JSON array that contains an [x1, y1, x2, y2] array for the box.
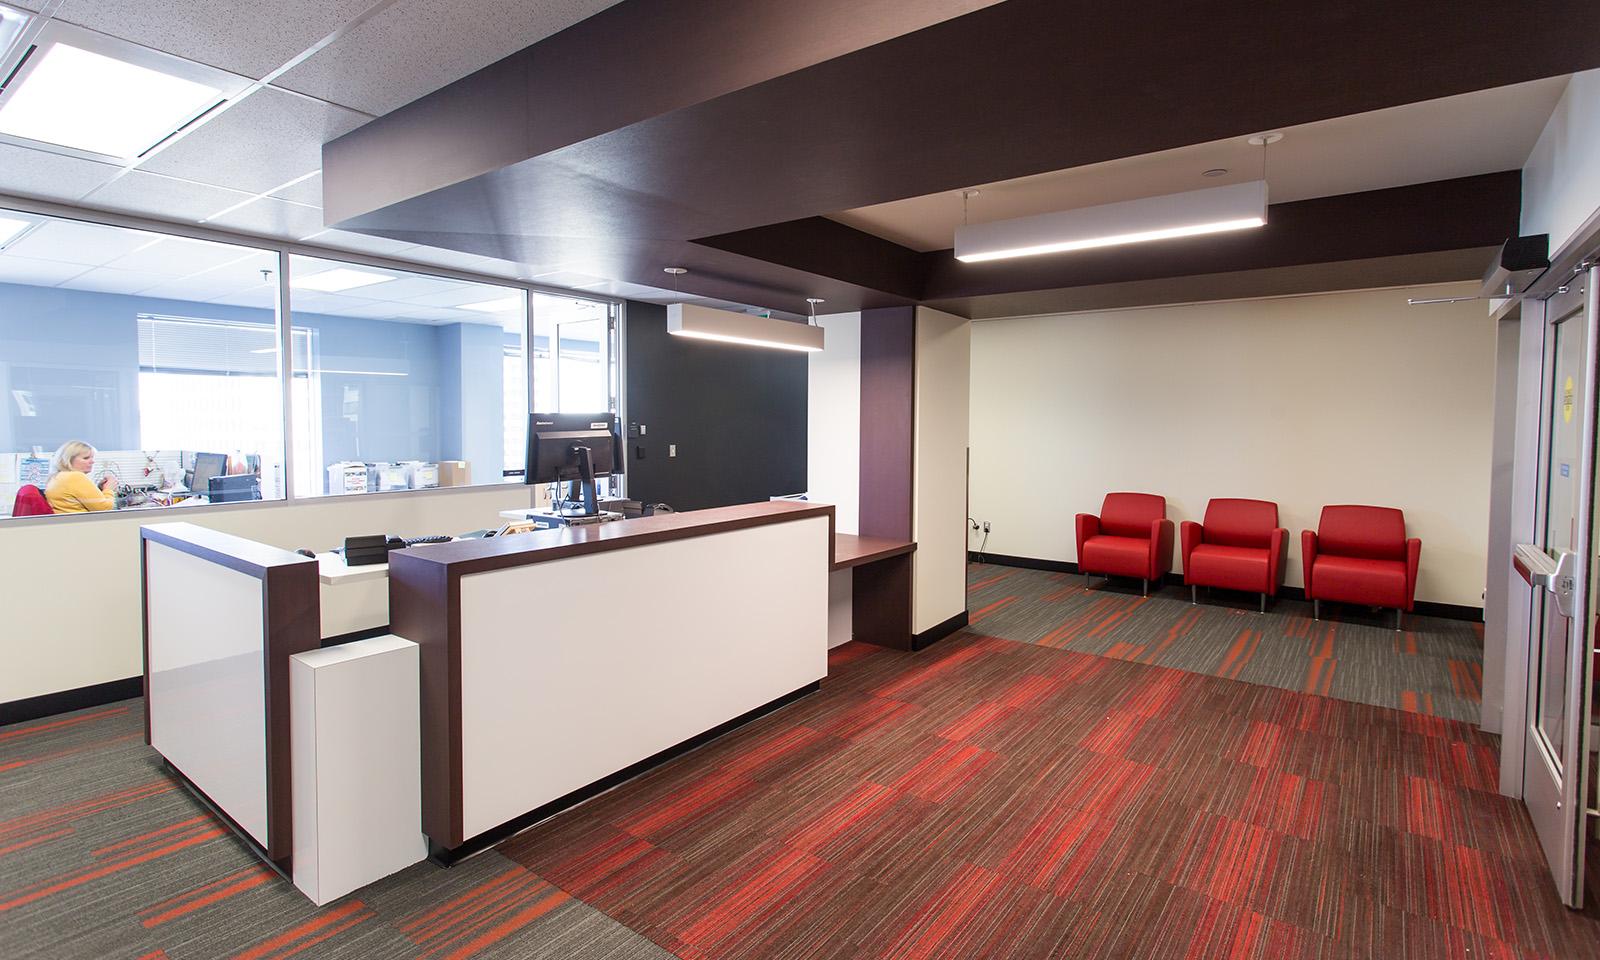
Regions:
[[0, 282, 505, 473]]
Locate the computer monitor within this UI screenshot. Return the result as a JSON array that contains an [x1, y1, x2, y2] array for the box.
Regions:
[[525, 413, 620, 516], [191, 452, 228, 498]]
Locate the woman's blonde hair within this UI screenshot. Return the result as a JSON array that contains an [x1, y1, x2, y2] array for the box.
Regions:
[[49, 440, 96, 483]]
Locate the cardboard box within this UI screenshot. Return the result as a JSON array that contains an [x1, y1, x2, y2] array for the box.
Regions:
[[436, 461, 471, 487]]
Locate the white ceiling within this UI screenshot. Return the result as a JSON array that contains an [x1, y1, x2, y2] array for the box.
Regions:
[[0, 0, 627, 281], [831, 76, 1572, 252]]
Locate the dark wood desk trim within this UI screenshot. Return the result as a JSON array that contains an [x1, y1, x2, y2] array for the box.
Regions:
[[832, 533, 915, 571], [139, 522, 319, 867], [390, 500, 836, 850]]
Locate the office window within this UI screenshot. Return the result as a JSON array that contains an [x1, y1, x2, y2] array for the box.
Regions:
[[0, 209, 283, 517], [287, 255, 528, 496], [529, 291, 621, 497]]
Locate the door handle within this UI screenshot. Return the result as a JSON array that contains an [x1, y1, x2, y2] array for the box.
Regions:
[[1515, 544, 1579, 617]]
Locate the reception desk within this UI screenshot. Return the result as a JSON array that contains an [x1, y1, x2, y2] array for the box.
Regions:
[[387, 500, 834, 859]]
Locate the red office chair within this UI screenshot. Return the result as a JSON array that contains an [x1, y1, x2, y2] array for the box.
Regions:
[[1181, 498, 1287, 613], [12, 484, 52, 517], [1076, 492, 1173, 596], [1302, 504, 1420, 631]]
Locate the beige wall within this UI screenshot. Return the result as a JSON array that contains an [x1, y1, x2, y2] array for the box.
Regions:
[[807, 312, 862, 535], [2, 485, 533, 703], [968, 282, 1495, 608], [912, 306, 971, 632], [1522, 68, 1600, 256]]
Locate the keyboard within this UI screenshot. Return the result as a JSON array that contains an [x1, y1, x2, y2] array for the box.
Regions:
[[402, 535, 452, 546]]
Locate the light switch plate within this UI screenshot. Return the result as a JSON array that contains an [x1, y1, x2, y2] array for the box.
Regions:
[[668, 444, 677, 458]]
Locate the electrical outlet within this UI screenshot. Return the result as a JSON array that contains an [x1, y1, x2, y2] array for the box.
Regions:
[[668, 444, 677, 458], [982, 521, 991, 533], [639, 423, 647, 435]]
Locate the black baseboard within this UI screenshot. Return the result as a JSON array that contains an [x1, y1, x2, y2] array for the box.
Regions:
[[429, 679, 823, 866], [913, 611, 969, 651], [1, 676, 142, 726], [968, 552, 1484, 623]]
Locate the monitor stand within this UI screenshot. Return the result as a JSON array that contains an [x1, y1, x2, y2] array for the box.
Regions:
[[560, 445, 598, 517]]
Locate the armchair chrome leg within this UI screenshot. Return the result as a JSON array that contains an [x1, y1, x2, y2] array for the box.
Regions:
[[1259, 593, 1266, 615], [1191, 585, 1197, 605], [1084, 571, 1090, 588], [1141, 579, 1148, 597], [1312, 599, 1320, 620], [1395, 609, 1403, 632]]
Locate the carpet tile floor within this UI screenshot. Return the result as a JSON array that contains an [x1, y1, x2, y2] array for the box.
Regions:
[[965, 562, 1485, 722], [3, 569, 1595, 959]]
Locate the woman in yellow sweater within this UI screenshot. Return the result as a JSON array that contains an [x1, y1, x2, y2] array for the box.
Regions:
[[45, 440, 118, 513]]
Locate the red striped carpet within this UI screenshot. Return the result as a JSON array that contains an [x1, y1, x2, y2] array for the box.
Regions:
[[503, 636, 1600, 959], [3, 619, 1597, 957]]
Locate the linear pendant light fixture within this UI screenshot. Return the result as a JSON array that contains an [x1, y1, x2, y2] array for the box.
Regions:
[[667, 302, 824, 352], [954, 179, 1269, 263]]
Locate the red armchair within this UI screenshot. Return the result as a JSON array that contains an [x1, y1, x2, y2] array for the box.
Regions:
[[1181, 498, 1287, 613], [1302, 505, 1420, 631], [1076, 492, 1173, 596]]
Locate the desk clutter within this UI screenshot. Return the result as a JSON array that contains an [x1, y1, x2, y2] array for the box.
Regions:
[[325, 460, 469, 495]]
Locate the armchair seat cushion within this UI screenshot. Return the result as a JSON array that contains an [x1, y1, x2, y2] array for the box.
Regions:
[[1081, 534, 1155, 579], [1310, 555, 1407, 608], [1185, 543, 1271, 593]]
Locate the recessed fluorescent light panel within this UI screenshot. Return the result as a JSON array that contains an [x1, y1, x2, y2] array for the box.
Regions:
[[0, 22, 247, 160], [0, 5, 29, 65], [0, 212, 38, 248], [292, 267, 395, 293], [667, 302, 823, 353], [460, 296, 523, 313], [955, 180, 1268, 263]]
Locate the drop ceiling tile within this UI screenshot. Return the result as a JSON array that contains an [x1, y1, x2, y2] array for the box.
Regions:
[[208, 286, 277, 309], [53, 0, 378, 79], [357, 275, 473, 301], [60, 267, 162, 296], [0, 141, 123, 203], [0, 254, 89, 286], [406, 283, 521, 308], [141, 274, 269, 304], [274, 0, 623, 115], [143, 87, 367, 196], [207, 196, 325, 241], [105, 236, 266, 277], [6, 219, 162, 267], [272, 172, 323, 207], [83, 171, 256, 223], [299, 228, 417, 257]]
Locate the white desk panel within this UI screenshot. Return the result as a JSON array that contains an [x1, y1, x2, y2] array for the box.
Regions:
[[145, 541, 269, 846], [456, 515, 829, 840]]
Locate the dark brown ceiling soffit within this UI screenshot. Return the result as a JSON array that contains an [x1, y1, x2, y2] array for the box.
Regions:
[[325, 0, 1596, 315], [321, 0, 1007, 225]]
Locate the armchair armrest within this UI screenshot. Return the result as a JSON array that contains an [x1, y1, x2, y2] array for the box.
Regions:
[[1268, 528, 1287, 593], [1075, 513, 1100, 568], [1151, 518, 1175, 579], [1404, 537, 1421, 612], [1301, 530, 1318, 598], [1180, 521, 1203, 579]]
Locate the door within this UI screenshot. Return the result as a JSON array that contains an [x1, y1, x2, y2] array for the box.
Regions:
[[1515, 266, 1599, 908]]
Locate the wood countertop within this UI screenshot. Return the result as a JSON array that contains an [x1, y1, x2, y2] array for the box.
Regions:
[[831, 533, 916, 570], [388, 500, 836, 578]]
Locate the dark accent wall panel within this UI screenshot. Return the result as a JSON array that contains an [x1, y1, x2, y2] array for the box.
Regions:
[[623, 301, 806, 511], [858, 306, 915, 541]]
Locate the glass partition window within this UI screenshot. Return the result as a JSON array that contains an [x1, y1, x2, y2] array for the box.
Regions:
[[529, 291, 621, 498], [0, 209, 283, 517], [287, 255, 528, 496]]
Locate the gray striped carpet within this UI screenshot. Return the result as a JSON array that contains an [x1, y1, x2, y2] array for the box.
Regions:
[[966, 562, 1484, 722]]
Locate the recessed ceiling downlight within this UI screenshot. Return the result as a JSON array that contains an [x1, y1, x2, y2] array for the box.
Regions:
[[0, 41, 227, 158]]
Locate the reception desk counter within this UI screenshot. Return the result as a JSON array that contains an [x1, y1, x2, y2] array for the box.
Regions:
[[388, 500, 835, 859]]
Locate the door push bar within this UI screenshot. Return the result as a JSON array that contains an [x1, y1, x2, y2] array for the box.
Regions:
[[1514, 543, 1579, 617]]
